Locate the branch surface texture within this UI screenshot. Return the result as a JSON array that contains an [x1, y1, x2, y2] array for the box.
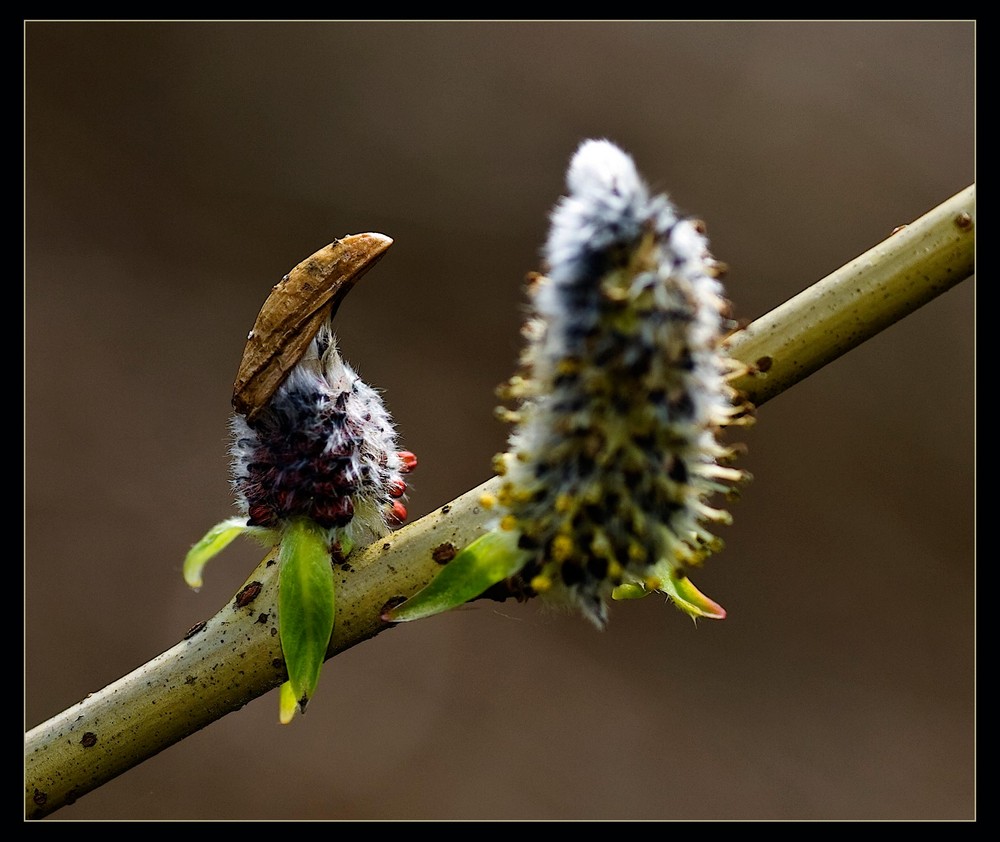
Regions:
[[25, 184, 975, 819]]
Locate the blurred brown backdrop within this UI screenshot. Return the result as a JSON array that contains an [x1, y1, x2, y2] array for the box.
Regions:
[[25, 21, 974, 820]]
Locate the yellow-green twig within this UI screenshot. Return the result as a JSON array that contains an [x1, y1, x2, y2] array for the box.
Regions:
[[726, 184, 975, 405], [24, 184, 974, 819]]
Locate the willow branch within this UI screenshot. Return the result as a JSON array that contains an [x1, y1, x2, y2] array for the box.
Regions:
[[724, 185, 975, 404], [25, 184, 975, 819]]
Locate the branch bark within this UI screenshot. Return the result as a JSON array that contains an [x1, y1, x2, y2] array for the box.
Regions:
[[25, 184, 975, 819]]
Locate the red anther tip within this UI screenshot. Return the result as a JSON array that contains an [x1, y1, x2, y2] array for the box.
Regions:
[[387, 500, 408, 525], [397, 451, 418, 472], [388, 479, 407, 499], [247, 503, 275, 528]]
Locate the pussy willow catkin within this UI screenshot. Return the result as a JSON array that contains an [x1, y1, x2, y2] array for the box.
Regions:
[[230, 320, 412, 547], [494, 139, 750, 627], [185, 255, 417, 720]]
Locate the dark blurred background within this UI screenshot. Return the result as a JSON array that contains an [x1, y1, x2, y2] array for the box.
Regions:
[[25, 21, 974, 820]]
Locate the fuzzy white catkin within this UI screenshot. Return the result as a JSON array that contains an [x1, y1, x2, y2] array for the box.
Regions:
[[496, 139, 747, 626]]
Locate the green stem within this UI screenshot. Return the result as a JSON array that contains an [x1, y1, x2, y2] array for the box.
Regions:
[[24, 184, 974, 819], [725, 184, 975, 405]]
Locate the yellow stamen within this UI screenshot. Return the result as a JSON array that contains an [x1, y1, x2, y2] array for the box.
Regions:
[[551, 534, 574, 562], [556, 358, 581, 376], [530, 575, 552, 593], [499, 515, 518, 531]]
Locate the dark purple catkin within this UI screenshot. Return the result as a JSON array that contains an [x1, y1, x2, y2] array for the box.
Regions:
[[230, 320, 410, 550]]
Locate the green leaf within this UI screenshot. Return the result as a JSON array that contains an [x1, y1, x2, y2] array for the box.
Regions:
[[385, 528, 530, 623], [183, 518, 253, 589], [278, 518, 335, 719], [612, 563, 726, 620], [655, 562, 727, 620], [611, 582, 651, 600], [278, 681, 299, 725]]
